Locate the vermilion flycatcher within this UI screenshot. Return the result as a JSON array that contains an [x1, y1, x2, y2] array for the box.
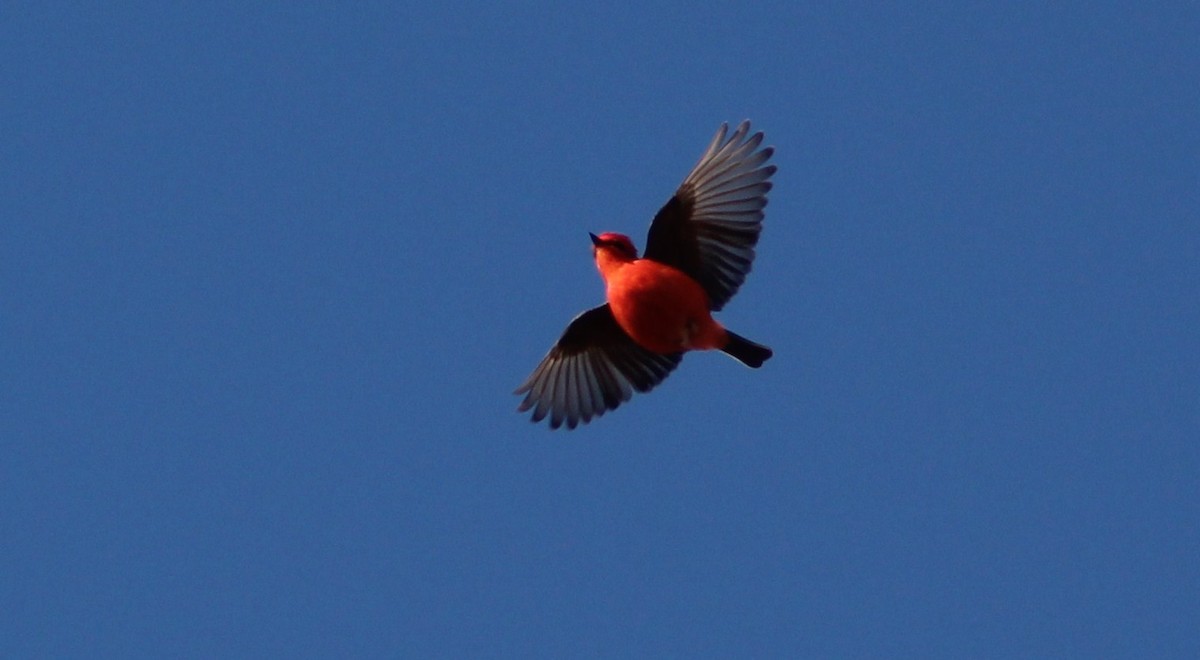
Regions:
[[516, 121, 775, 429]]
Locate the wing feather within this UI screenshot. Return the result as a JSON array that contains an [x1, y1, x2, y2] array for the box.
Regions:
[[515, 304, 683, 429], [643, 121, 776, 310]]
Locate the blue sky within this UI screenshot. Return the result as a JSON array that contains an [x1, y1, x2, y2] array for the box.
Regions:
[[4, 2, 1197, 656]]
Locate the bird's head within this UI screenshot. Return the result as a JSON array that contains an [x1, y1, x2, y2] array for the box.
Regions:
[[589, 232, 638, 261]]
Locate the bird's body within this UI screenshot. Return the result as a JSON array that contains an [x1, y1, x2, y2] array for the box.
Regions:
[[516, 121, 776, 429], [595, 240, 723, 354]]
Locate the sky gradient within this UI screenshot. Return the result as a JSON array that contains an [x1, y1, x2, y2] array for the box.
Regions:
[[4, 3, 1198, 657]]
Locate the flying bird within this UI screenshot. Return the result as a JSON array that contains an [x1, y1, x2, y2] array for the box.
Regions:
[[515, 121, 775, 429]]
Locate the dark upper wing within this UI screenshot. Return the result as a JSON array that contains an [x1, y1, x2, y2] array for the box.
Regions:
[[515, 304, 683, 430], [643, 121, 775, 311]]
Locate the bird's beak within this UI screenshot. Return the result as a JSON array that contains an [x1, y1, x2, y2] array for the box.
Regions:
[[589, 232, 602, 246]]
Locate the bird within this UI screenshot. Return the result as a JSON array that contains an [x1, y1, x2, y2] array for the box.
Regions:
[[515, 121, 775, 429]]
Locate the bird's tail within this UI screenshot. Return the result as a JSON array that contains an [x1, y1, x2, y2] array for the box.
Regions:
[[721, 331, 773, 368]]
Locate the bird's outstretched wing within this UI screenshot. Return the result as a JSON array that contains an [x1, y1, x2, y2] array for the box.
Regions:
[[643, 121, 775, 311], [515, 304, 683, 429]]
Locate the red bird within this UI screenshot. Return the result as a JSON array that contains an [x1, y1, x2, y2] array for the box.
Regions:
[[516, 121, 775, 429]]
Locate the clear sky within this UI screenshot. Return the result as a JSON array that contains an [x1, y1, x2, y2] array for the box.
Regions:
[[4, 3, 1197, 657]]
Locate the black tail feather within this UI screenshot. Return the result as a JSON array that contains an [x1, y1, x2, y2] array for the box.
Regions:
[[722, 331, 773, 368]]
